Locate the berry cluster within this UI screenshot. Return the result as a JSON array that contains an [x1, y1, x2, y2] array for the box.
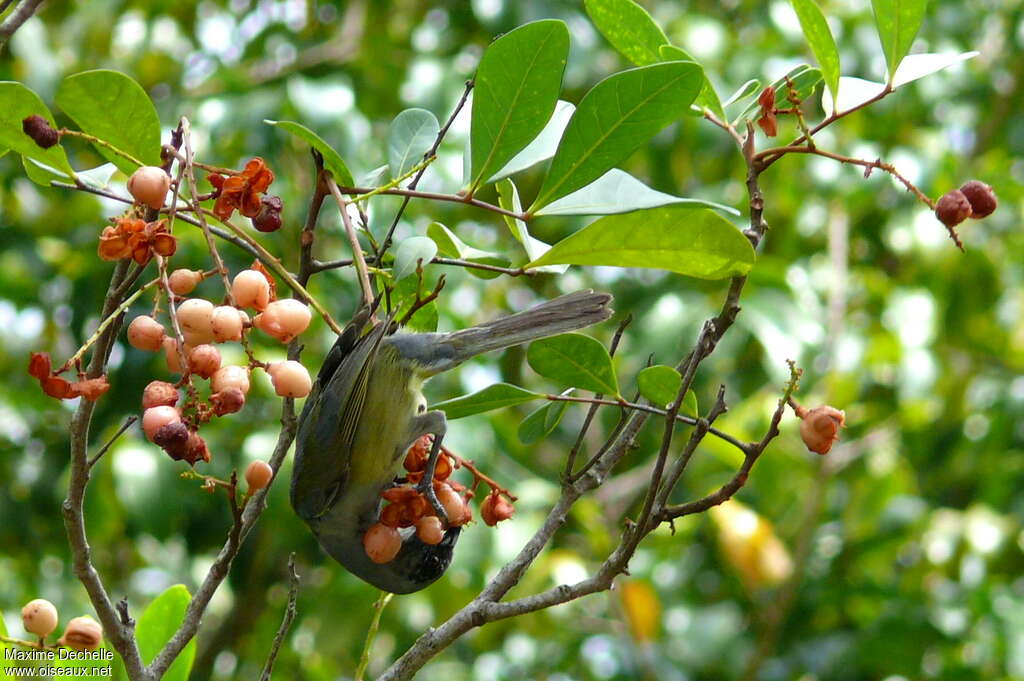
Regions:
[[19, 598, 102, 652], [362, 435, 516, 564], [130, 266, 312, 465], [935, 180, 998, 248]]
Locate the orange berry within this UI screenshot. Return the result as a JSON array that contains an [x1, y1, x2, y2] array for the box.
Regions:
[[245, 460, 273, 491], [127, 315, 165, 352], [416, 516, 444, 545], [436, 483, 469, 527], [127, 166, 170, 210]]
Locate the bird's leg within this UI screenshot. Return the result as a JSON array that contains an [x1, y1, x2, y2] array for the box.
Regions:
[[412, 410, 449, 523]]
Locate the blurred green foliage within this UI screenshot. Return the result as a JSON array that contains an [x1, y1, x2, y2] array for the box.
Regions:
[[1, 1, 1022, 680]]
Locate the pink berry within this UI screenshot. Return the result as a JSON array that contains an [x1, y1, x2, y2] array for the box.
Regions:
[[168, 269, 202, 296], [211, 365, 250, 395], [142, 380, 178, 409], [127, 166, 171, 210], [127, 315, 166, 352], [268, 361, 312, 398], [210, 306, 244, 342], [176, 298, 215, 344], [231, 270, 270, 310], [256, 299, 311, 343], [142, 405, 181, 441], [363, 523, 402, 564], [437, 484, 469, 527], [415, 516, 444, 545], [162, 337, 188, 374], [188, 344, 222, 379], [21, 599, 58, 638], [210, 388, 245, 416], [245, 460, 274, 491]]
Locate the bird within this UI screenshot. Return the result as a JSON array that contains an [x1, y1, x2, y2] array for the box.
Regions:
[[291, 289, 613, 593]]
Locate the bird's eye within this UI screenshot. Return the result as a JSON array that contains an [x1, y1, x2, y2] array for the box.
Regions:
[[417, 403, 426, 413]]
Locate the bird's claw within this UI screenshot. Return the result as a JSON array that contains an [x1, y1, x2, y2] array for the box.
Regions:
[[417, 478, 449, 526]]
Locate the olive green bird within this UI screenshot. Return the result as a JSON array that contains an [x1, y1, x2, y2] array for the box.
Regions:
[[291, 290, 613, 594]]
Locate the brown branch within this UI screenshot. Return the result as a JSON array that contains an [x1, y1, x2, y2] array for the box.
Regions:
[[87, 416, 138, 469], [258, 554, 300, 681], [339, 185, 525, 222], [0, 0, 45, 50]]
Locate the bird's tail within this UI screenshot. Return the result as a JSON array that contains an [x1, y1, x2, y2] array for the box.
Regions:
[[386, 290, 613, 375]]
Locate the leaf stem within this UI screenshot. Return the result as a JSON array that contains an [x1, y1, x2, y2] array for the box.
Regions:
[[355, 591, 393, 681]]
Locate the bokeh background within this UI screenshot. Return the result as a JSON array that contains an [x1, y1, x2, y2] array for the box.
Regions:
[[1, 1, 1022, 680]]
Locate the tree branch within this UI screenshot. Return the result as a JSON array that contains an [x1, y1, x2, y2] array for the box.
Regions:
[[0, 0, 44, 50]]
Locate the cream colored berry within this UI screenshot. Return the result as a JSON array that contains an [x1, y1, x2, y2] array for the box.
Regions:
[[127, 315, 166, 352], [167, 269, 203, 296], [257, 299, 311, 342], [211, 365, 250, 395], [211, 306, 244, 342], [21, 599, 58, 638], [363, 523, 402, 564], [127, 166, 170, 210], [231, 270, 271, 310], [176, 298, 215, 341], [188, 344, 222, 379], [268, 361, 312, 398]]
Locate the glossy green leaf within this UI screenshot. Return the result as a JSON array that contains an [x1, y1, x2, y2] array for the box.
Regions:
[[470, 20, 569, 191], [0, 82, 74, 176], [136, 584, 195, 681], [526, 205, 755, 279], [584, 0, 669, 66], [535, 168, 739, 217], [426, 222, 511, 279], [388, 108, 438, 179], [528, 333, 619, 396], [386, 273, 439, 332], [529, 61, 704, 212], [637, 365, 698, 415], [723, 79, 762, 108], [789, 0, 840, 108], [433, 383, 543, 419], [734, 65, 822, 125], [265, 120, 355, 186], [870, 0, 929, 82], [659, 45, 724, 119], [518, 398, 570, 444], [487, 100, 574, 183], [393, 236, 438, 280], [55, 70, 162, 174], [495, 179, 568, 274]]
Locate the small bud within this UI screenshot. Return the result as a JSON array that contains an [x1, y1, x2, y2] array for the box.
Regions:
[[245, 460, 273, 491], [22, 115, 59, 149], [168, 269, 203, 296], [958, 180, 997, 219], [142, 380, 178, 409], [21, 599, 59, 638], [58, 616, 103, 651], [210, 387, 245, 416], [127, 166, 171, 210], [798, 405, 845, 455], [251, 195, 283, 233], [480, 490, 515, 526], [935, 189, 972, 227]]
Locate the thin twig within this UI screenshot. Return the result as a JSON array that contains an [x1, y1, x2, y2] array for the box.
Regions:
[[87, 416, 138, 468], [355, 591, 394, 681], [327, 177, 375, 310], [258, 554, 300, 681], [0, 0, 45, 50], [339, 184, 525, 221]]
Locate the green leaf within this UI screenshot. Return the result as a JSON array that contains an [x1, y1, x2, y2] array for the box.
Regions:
[[528, 333, 619, 396], [0, 146, 8, 159], [433, 383, 543, 419], [22, 157, 117, 189], [495, 178, 568, 274], [529, 61, 704, 213], [385, 273, 439, 332], [265, 120, 355, 186], [55, 70, 162, 174], [870, 0, 929, 82], [637, 365, 698, 415], [136, 585, 195, 681], [658, 45, 724, 119], [518, 398, 570, 444], [584, 0, 669, 66], [535, 168, 739, 217], [0, 81, 74, 176], [891, 50, 978, 88], [525, 205, 755, 280], [789, 0, 841, 108], [470, 20, 569, 191], [426, 222, 511, 280], [388, 108, 439, 179], [734, 65, 822, 125], [53, 642, 115, 681], [722, 79, 761, 108], [487, 100, 574, 183], [392, 236, 438, 280]]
